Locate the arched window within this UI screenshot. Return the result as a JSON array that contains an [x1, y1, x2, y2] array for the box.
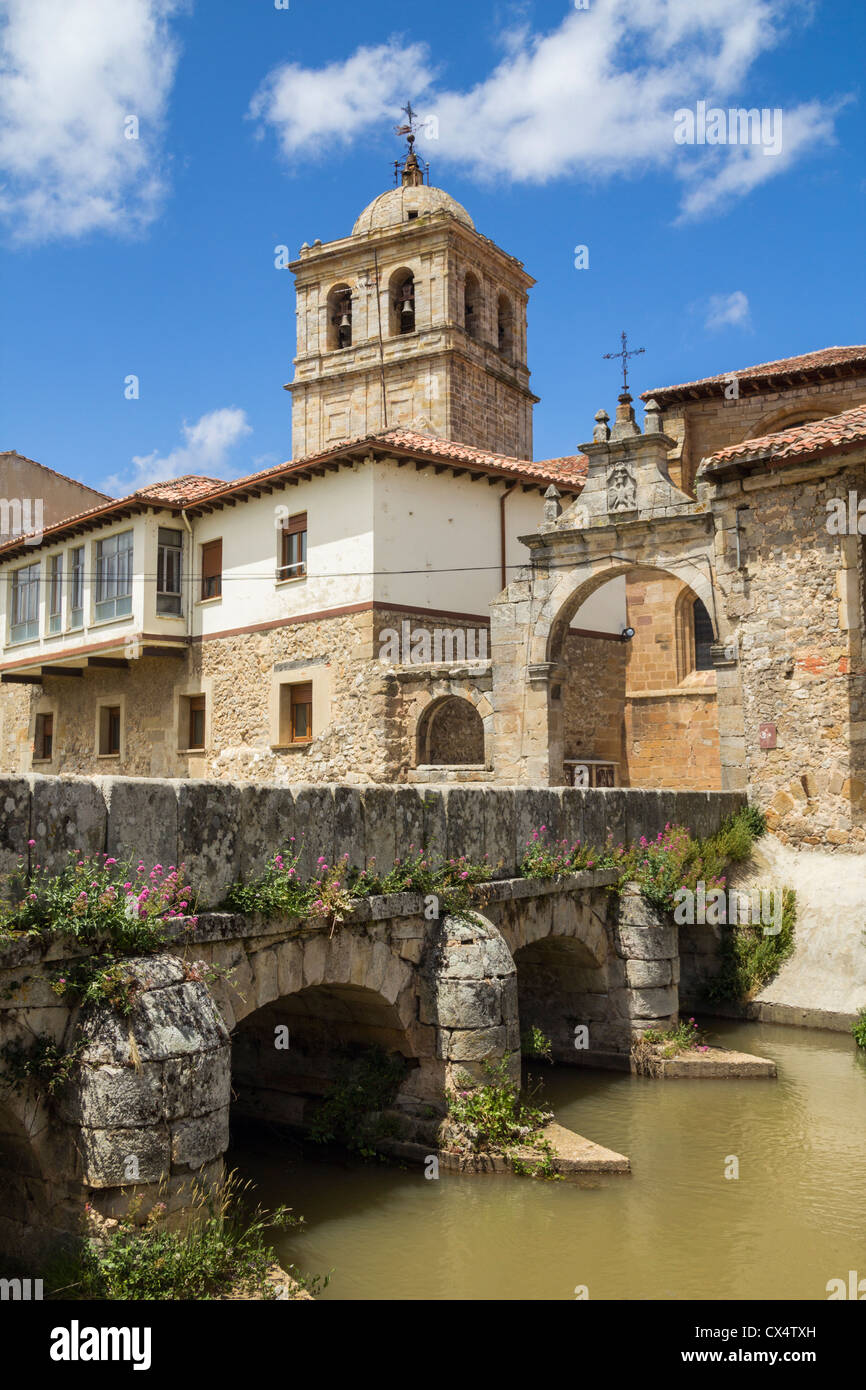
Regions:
[[417, 696, 485, 766], [464, 272, 481, 340], [693, 598, 715, 671], [326, 284, 352, 350], [497, 294, 514, 360], [389, 268, 416, 335], [675, 586, 716, 678]]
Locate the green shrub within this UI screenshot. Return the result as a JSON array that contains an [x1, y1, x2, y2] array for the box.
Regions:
[[707, 888, 796, 1002], [851, 1009, 866, 1049], [47, 1174, 324, 1301], [446, 1057, 557, 1177], [520, 1025, 553, 1063]]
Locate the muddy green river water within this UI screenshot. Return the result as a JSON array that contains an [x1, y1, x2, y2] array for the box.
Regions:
[[230, 1020, 866, 1301]]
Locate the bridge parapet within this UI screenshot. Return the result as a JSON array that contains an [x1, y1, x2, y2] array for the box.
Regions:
[[1, 776, 745, 905]]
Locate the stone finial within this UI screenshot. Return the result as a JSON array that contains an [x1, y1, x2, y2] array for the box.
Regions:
[[593, 409, 610, 443], [543, 483, 562, 522], [312, 238, 322, 248], [644, 398, 662, 433], [610, 391, 641, 441], [300, 242, 310, 254]]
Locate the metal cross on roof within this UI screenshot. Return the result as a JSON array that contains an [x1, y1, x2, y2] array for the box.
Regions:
[[603, 331, 645, 394]]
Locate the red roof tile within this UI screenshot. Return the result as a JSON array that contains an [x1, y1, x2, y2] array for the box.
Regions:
[[641, 347, 866, 404], [185, 426, 587, 507], [700, 404, 866, 475]]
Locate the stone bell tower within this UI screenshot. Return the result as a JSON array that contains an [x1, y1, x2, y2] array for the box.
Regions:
[[286, 119, 538, 460]]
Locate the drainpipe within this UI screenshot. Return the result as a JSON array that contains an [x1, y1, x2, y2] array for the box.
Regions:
[[500, 482, 517, 591]]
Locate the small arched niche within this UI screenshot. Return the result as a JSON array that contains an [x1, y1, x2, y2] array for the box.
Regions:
[[417, 695, 485, 766]]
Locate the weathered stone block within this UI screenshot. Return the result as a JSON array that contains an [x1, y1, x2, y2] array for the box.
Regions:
[[431, 980, 502, 1029], [626, 959, 672, 988], [237, 785, 297, 881], [482, 787, 516, 875], [0, 777, 30, 875], [30, 775, 107, 874], [624, 986, 678, 1018], [171, 1110, 230, 1169], [443, 1025, 506, 1061], [79, 1125, 170, 1188], [334, 785, 365, 869], [162, 1049, 231, 1120], [363, 785, 396, 872], [176, 781, 242, 907], [105, 777, 179, 873]]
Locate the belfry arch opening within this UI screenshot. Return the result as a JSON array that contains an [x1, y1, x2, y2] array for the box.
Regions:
[[548, 565, 722, 791], [390, 268, 416, 335], [326, 284, 353, 350]]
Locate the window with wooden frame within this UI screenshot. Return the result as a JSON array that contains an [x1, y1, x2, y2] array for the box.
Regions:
[[10, 561, 40, 644], [34, 712, 53, 761], [99, 705, 121, 757], [279, 681, 313, 744], [156, 527, 183, 615], [201, 539, 222, 599], [48, 555, 63, 634], [187, 695, 206, 751], [69, 546, 85, 629], [94, 530, 133, 621], [278, 512, 307, 581]]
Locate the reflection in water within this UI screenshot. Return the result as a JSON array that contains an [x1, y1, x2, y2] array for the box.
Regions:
[[229, 1021, 866, 1301]]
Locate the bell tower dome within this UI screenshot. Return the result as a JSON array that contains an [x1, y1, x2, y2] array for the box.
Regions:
[[286, 121, 538, 460]]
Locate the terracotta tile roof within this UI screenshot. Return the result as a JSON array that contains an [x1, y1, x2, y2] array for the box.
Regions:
[[135, 475, 228, 504], [699, 404, 866, 476], [641, 347, 866, 404], [189, 427, 587, 508]]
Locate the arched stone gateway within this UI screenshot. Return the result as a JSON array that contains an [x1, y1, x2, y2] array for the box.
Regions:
[[489, 389, 744, 790]]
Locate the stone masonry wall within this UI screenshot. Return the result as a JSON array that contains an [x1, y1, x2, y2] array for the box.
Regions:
[[561, 631, 625, 771], [659, 372, 866, 494], [707, 459, 866, 846]]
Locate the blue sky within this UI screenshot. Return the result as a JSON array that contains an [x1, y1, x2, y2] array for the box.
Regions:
[[0, 0, 863, 495]]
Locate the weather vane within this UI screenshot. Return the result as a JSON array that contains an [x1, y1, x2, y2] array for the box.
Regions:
[[603, 330, 645, 394], [394, 101, 418, 148], [393, 101, 429, 185]]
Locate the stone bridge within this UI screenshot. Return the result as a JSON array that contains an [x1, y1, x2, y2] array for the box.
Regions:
[[0, 776, 744, 1261]]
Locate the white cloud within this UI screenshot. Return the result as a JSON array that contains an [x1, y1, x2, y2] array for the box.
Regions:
[[705, 291, 751, 331], [105, 407, 252, 494], [248, 40, 434, 162], [249, 0, 845, 220], [0, 0, 183, 244]]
